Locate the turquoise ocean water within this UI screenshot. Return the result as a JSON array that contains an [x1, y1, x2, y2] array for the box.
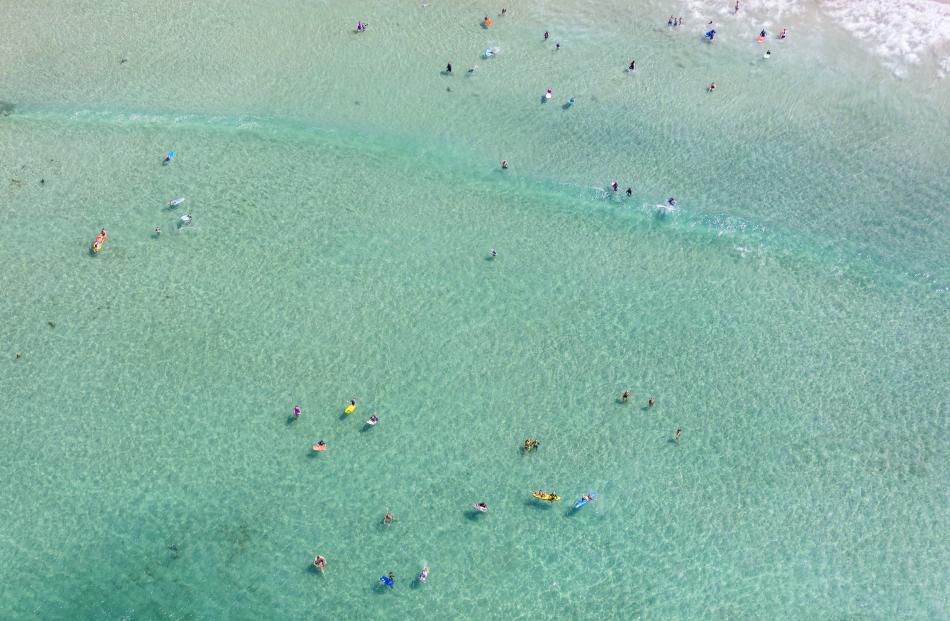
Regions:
[[1, 1, 948, 619]]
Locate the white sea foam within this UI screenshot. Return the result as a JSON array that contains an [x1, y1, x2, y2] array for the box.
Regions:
[[822, 0, 950, 77], [685, 0, 950, 76]]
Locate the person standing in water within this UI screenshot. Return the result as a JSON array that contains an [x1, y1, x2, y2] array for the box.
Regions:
[[628, 60, 636, 71], [544, 31, 549, 40], [622, 390, 631, 402], [648, 397, 656, 407], [446, 61, 452, 73]]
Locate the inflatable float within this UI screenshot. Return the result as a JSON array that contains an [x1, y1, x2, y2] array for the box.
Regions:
[[532, 491, 560, 502], [91, 229, 108, 254], [344, 401, 356, 414]]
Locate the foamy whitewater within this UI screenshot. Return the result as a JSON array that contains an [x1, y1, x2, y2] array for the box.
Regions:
[[1, 1, 947, 619]]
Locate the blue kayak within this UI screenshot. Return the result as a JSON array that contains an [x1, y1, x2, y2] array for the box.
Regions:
[[574, 492, 596, 509], [380, 575, 394, 588]]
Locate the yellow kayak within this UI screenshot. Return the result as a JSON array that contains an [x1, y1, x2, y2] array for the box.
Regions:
[[532, 491, 560, 502], [344, 402, 356, 414]]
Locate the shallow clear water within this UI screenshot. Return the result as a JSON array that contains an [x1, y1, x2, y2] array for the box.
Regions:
[[1, 1, 948, 619]]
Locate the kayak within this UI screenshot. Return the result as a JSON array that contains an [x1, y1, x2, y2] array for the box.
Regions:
[[574, 492, 596, 509], [532, 492, 560, 502]]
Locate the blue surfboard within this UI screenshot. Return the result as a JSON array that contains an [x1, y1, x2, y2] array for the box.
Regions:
[[574, 492, 596, 509]]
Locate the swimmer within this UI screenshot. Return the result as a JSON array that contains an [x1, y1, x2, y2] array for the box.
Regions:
[[473, 502, 488, 512], [674, 428, 682, 444], [667, 16, 673, 27], [446, 61, 452, 73], [490, 248, 497, 258], [383, 512, 395, 526], [501, 8, 507, 16], [524, 438, 532, 451], [611, 181, 619, 192], [764, 49, 771, 59], [162, 151, 173, 165], [648, 397, 656, 407], [314, 555, 327, 573], [622, 390, 630, 402], [545, 88, 553, 99], [356, 21, 366, 32], [467, 66, 478, 74], [708, 82, 716, 92], [667, 197, 677, 207], [544, 31, 549, 40], [532, 439, 539, 450], [15, 353, 21, 359], [628, 60, 636, 71], [419, 565, 429, 582], [555, 42, 560, 50], [388, 571, 396, 585], [735, 0, 740, 14], [626, 187, 633, 197], [293, 405, 301, 420], [154, 226, 161, 236], [759, 29, 767, 38], [501, 159, 509, 169]]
